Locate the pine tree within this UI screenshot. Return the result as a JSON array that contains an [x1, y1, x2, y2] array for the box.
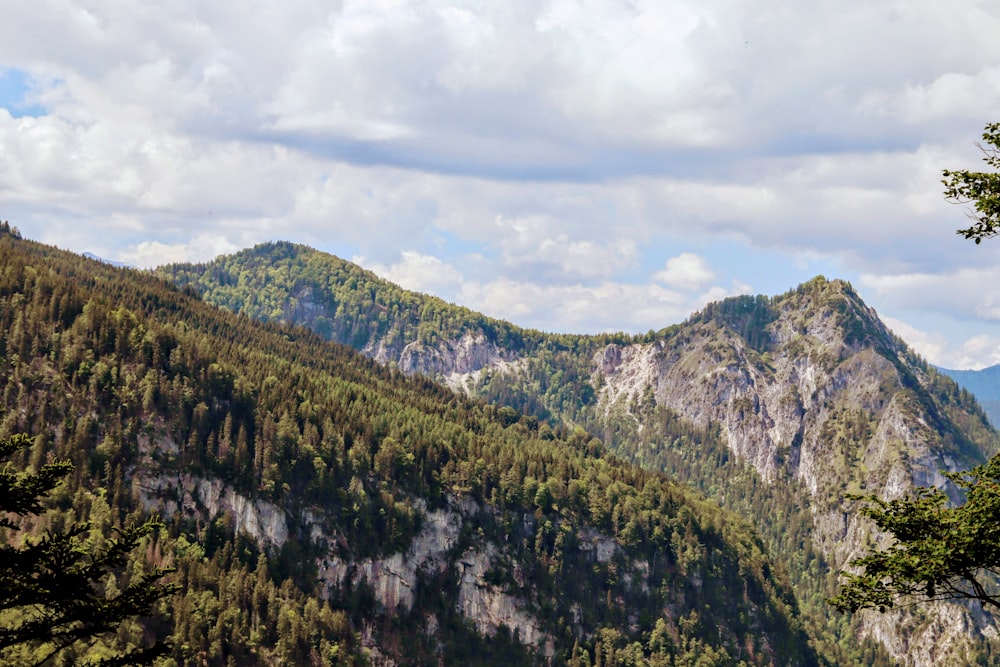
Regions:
[[0, 433, 178, 665]]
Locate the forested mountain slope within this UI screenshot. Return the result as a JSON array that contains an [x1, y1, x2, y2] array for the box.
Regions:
[[938, 364, 1000, 426], [163, 242, 1000, 665], [0, 230, 819, 665]]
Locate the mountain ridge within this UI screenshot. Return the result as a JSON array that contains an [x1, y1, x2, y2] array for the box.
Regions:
[[0, 229, 819, 665], [160, 241, 1000, 665], [938, 364, 1000, 426]]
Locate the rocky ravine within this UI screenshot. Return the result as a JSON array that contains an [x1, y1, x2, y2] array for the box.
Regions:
[[169, 247, 999, 665]]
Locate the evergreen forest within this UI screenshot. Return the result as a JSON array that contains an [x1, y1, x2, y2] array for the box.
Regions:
[[0, 229, 821, 665], [160, 241, 1000, 665]]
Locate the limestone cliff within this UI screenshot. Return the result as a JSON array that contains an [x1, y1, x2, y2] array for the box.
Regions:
[[588, 279, 998, 665], [330, 275, 998, 664], [135, 469, 731, 664], [163, 242, 1000, 665]]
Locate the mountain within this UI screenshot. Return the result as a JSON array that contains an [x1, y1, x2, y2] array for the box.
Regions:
[[938, 364, 1000, 426], [161, 242, 1000, 666], [82, 251, 137, 270], [0, 230, 819, 665]]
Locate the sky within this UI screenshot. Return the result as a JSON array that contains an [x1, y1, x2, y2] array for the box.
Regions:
[[3, 1, 1000, 369]]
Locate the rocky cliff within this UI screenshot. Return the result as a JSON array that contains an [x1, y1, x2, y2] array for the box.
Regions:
[[162, 243, 1000, 665], [588, 279, 999, 665]]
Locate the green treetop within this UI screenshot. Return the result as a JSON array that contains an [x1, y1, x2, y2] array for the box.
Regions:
[[943, 122, 1000, 244], [829, 456, 1000, 613], [0, 433, 178, 666]]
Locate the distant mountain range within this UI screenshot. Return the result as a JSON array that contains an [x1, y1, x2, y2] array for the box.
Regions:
[[938, 364, 1000, 426], [82, 250, 136, 269], [159, 241, 1000, 666]]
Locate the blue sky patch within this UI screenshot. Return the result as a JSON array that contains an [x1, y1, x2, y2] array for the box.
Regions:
[[0, 68, 46, 118]]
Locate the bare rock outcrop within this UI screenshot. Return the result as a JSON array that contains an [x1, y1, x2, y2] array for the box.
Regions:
[[455, 543, 555, 658], [590, 281, 996, 665], [135, 472, 290, 548], [397, 333, 510, 377], [318, 504, 462, 612]]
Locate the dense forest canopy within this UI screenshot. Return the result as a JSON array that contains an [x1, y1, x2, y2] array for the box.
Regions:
[[160, 241, 1000, 665], [0, 228, 820, 665]]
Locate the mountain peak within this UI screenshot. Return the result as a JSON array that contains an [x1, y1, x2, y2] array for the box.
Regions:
[[1, 231, 825, 666], [157, 241, 1000, 664]]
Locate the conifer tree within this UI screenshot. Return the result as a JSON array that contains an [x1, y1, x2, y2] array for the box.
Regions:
[[0, 433, 177, 666]]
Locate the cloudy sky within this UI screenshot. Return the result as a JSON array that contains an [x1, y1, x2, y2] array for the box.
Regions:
[[3, 1, 1000, 368]]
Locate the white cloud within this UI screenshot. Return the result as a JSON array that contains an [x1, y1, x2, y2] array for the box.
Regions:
[[653, 253, 714, 290], [458, 279, 685, 333], [493, 214, 639, 282], [699, 281, 753, 306], [3, 0, 1000, 359], [355, 250, 465, 297], [118, 234, 241, 268], [951, 334, 1000, 370], [882, 315, 1000, 370], [456, 274, 750, 334], [859, 268, 1000, 324]]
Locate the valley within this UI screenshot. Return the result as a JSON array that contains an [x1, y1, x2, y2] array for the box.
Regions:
[[0, 230, 815, 665]]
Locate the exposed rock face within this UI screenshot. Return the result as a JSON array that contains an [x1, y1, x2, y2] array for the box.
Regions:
[[576, 526, 622, 564], [588, 281, 996, 665], [455, 543, 555, 658], [136, 472, 290, 547], [398, 333, 503, 375], [142, 476, 559, 658], [364, 338, 398, 366], [362, 330, 528, 395], [443, 357, 528, 395], [591, 287, 968, 556], [859, 602, 998, 666], [316, 497, 555, 655], [318, 503, 463, 612]]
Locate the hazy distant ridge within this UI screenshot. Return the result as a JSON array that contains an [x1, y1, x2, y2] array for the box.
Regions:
[[937, 364, 1000, 425]]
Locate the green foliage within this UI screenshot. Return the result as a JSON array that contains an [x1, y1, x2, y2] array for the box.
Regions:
[[689, 294, 777, 353], [830, 454, 1000, 613], [0, 434, 72, 525], [0, 433, 177, 666], [168, 242, 990, 664], [943, 122, 1000, 243], [157, 241, 541, 354], [158, 242, 630, 422], [0, 233, 821, 664], [0, 221, 22, 240]]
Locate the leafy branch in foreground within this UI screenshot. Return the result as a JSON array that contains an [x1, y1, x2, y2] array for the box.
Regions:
[[943, 122, 1000, 244], [835, 122, 1000, 615], [0, 433, 179, 666], [829, 454, 1000, 613]]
